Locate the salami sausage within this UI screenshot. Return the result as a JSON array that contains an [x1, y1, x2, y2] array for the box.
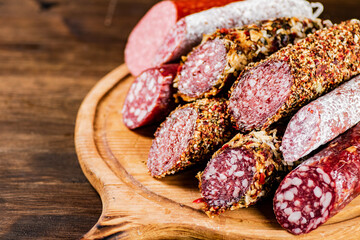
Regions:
[[273, 122, 360, 235], [153, 0, 323, 67], [198, 130, 288, 215], [174, 17, 330, 102], [281, 74, 360, 163], [122, 64, 179, 129], [125, 0, 240, 76], [147, 98, 233, 178], [228, 20, 360, 132]]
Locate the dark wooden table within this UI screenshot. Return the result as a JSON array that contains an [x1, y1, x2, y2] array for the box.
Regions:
[[0, 0, 359, 239]]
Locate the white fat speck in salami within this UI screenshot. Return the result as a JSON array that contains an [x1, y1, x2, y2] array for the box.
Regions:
[[313, 186, 322, 198], [281, 75, 360, 163], [274, 122, 360, 235], [154, 0, 322, 66], [122, 64, 179, 129]]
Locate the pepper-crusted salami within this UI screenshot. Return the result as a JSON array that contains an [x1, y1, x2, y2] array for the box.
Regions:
[[153, 0, 323, 67], [274, 122, 360, 235], [122, 64, 179, 129], [198, 130, 288, 215], [281, 74, 360, 163], [174, 17, 330, 101], [147, 98, 233, 178], [125, 0, 240, 76], [228, 19, 360, 132]]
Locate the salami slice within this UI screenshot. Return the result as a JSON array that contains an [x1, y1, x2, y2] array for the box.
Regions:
[[153, 0, 323, 67], [273, 122, 360, 235], [281, 74, 360, 163], [147, 98, 233, 178], [228, 20, 360, 132], [124, 0, 240, 76], [174, 17, 330, 101], [122, 64, 179, 129], [198, 130, 288, 215]]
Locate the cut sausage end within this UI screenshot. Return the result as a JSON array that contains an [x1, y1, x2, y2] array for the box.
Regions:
[[177, 38, 227, 99], [122, 65, 178, 129], [147, 107, 197, 177], [153, 19, 187, 66], [201, 147, 256, 209], [125, 1, 177, 76], [274, 166, 335, 235], [229, 60, 293, 131], [281, 106, 321, 162]]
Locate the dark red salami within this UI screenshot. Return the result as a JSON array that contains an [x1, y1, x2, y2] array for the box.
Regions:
[[174, 17, 329, 102], [147, 98, 233, 178], [198, 130, 287, 215], [274, 122, 360, 235], [281, 74, 360, 163], [228, 20, 360, 132], [124, 0, 240, 76], [153, 0, 321, 67], [122, 64, 179, 129]]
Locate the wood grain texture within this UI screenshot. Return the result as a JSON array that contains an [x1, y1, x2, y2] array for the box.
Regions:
[[0, 0, 157, 239], [1, 0, 360, 239], [75, 65, 360, 240]]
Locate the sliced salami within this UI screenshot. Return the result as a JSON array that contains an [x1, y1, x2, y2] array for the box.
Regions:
[[281, 74, 360, 163], [174, 17, 330, 101], [125, 0, 240, 76], [198, 130, 288, 215], [147, 98, 233, 178], [274, 122, 360, 235], [122, 64, 179, 129], [153, 0, 323, 67], [228, 20, 360, 132]]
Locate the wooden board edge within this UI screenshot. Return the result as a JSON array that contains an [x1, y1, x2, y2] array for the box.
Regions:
[[74, 64, 132, 239]]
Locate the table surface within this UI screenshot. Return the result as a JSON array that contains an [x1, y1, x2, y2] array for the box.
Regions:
[[1, 0, 359, 239]]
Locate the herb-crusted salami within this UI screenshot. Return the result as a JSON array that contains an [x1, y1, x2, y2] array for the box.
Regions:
[[122, 64, 179, 129], [198, 130, 288, 215], [153, 0, 323, 67], [228, 19, 360, 132], [124, 0, 240, 76], [147, 98, 233, 178], [274, 122, 360, 235], [174, 17, 330, 101], [281, 74, 360, 163]]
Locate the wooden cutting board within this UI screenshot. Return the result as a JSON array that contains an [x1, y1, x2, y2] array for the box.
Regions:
[[75, 64, 360, 240]]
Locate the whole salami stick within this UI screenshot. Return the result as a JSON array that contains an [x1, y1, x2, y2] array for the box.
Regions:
[[281, 74, 360, 163], [228, 19, 360, 132], [147, 98, 233, 178], [174, 17, 331, 102], [198, 130, 289, 216], [273, 122, 360, 235], [125, 0, 240, 76], [122, 64, 179, 129], [153, 0, 323, 67]]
